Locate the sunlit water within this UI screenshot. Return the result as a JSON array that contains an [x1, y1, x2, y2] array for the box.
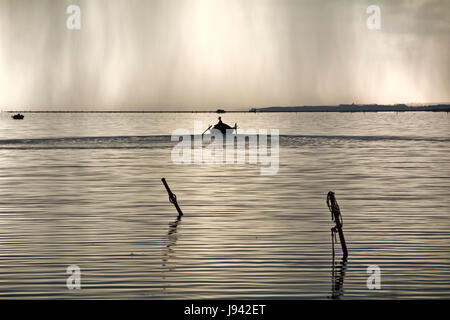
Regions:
[[0, 111, 449, 299]]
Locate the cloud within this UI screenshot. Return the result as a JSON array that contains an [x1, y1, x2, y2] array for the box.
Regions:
[[0, 0, 448, 109]]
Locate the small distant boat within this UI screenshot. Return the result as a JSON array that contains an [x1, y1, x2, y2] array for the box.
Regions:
[[12, 113, 24, 120], [216, 109, 226, 114]]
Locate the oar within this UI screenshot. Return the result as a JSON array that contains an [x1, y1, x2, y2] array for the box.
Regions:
[[202, 125, 212, 137]]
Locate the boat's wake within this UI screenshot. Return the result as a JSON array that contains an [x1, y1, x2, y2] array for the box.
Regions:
[[0, 134, 448, 150]]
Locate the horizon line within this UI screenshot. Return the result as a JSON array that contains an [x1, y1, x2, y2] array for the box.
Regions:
[[3, 102, 450, 113], [2, 101, 449, 112]]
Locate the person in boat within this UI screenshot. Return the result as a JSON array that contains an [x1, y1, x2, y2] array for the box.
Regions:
[[212, 117, 235, 134]]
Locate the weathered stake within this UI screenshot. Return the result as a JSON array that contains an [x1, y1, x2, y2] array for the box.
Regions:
[[161, 178, 183, 216], [327, 191, 348, 259]]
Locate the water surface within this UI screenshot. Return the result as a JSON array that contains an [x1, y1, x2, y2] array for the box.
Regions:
[[0, 112, 449, 299]]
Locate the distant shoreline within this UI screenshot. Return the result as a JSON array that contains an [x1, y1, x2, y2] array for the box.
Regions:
[[251, 104, 450, 113]]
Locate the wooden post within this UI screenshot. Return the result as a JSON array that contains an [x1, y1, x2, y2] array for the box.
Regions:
[[327, 191, 348, 259], [161, 178, 183, 216]]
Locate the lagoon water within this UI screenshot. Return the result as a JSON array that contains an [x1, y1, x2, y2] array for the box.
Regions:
[[0, 111, 449, 299]]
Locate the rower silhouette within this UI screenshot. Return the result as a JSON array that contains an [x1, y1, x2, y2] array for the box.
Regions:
[[212, 117, 236, 135]]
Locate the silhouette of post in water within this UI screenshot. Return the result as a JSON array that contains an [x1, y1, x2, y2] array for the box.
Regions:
[[161, 178, 183, 217], [327, 191, 348, 260]]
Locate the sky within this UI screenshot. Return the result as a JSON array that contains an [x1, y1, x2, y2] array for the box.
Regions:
[[0, 0, 449, 110]]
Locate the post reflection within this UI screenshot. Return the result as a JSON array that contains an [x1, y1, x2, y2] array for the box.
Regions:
[[162, 216, 182, 270], [330, 257, 347, 299]]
